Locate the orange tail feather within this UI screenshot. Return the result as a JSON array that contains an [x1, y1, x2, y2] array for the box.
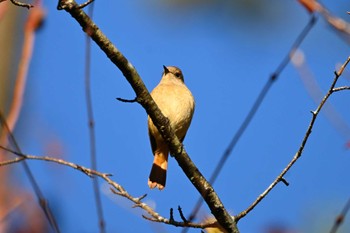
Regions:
[[148, 152, 168, 190]]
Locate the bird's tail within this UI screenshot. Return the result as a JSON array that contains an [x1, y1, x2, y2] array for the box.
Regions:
[[148, 152, 168, 190]]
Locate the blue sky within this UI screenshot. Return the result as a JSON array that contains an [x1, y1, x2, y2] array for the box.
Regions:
[[9, 0, 350, 232]]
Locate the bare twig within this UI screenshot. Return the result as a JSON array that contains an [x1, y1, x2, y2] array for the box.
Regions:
[[292, 51, 350, 143], [142, 214, 215, 229], [0, 0, 33, 8], [0, 145, 218, 230], [116, 97, 138, 103], [9, 0, 33, 8], [235, 56, 350, 221], [332, 86, 350, 92], [56, 0, 238, 231], [279, 177, 289, 186], [0, 155, 25, 166], [77, 0, 93, 9], [0, 145, 105, 176], [178, 206, 188, 223], [169, 208, 174, 222], [183, 14, 317, 228], [83, 2, 106, 232], [329, 198, 350, 233]]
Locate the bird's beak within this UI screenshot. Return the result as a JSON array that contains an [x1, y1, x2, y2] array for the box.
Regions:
[[163, 65, 169, 74]]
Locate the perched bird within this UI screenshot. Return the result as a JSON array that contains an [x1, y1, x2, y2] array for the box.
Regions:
[[147, 66, 195, 190]]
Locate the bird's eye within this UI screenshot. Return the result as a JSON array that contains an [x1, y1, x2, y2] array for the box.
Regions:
[[174, 72, 181, 78]]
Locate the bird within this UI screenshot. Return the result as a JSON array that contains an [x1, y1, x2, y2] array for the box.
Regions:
[[147, 65, 195, 190]]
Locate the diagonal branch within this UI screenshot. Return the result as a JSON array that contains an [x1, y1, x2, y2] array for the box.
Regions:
[[83, 2, 106, 232], [329, 197, 350, 233], [0, 145, 217, 230], [56, 0, 238, 232], [235, 56, 350, 221]]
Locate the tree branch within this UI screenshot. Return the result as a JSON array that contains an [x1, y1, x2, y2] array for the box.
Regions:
[[56, 0, 238, 232], [329, 197, 350, 233], [332, 86, 350, 92], [0, 145, 218, 230], [83, 2, 106, 232], [235, 56, 350, 221], [183, 15, 317, 228], [0, 0, 34, 9]]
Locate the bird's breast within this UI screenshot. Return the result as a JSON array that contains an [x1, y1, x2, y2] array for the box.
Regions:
[[150, 83, 195, 139]]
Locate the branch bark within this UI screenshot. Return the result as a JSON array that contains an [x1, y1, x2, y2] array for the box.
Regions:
[[57, 0, 238, 232]]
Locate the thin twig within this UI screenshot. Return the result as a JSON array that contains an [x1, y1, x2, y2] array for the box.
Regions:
[[77, 0, 93, 9], [56, 1, 238, 231], [178, 206, 188, 223], [291, 51, 350, 146], [0, 155, 26, 166], [9, 0, 33, 8], [235, 56, 350, 221], [183, 14, 318, 228], [279, 177, 289, 186], [116, 97, 138, 103], [332, 86, 350, 92], [84, 2, 106, 232], [0, 145, 217, 230], [0, 145, 103, 175], [329, 197, 350, 233], [169, 208, 174, 222], [142, 214, 215, 229]]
